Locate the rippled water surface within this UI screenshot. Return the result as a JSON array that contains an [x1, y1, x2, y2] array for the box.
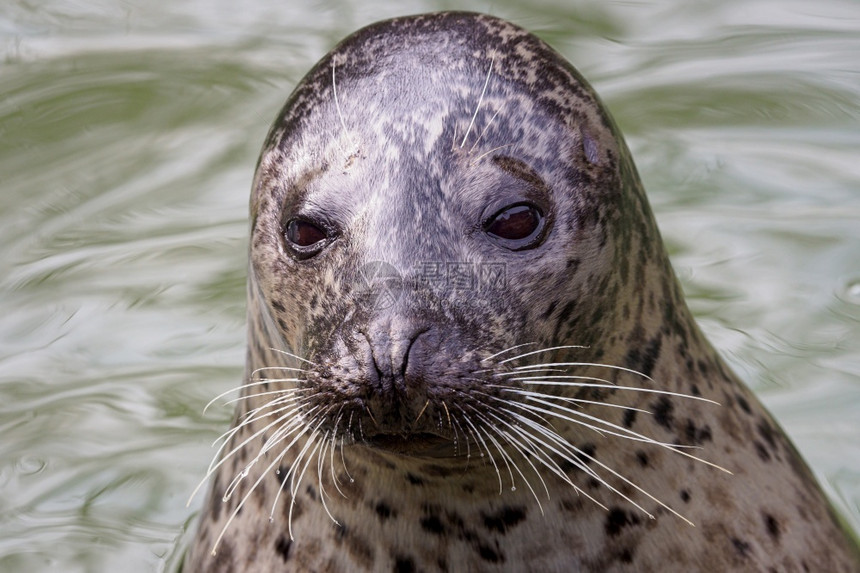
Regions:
[[1, 0, 859, 570]]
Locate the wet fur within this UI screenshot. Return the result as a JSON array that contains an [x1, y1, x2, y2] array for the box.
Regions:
[[186, 12, 860, 572]]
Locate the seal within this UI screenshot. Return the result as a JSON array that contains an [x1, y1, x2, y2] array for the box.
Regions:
[[185, 11, 860, 572]]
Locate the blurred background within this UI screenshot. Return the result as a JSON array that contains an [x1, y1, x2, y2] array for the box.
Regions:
[[1, 0, 858, 570]]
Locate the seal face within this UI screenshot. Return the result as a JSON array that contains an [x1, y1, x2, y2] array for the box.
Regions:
[[186, 12, 860, 572]]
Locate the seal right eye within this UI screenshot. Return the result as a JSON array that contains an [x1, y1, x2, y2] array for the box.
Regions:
[[285, 218, 329, 259]]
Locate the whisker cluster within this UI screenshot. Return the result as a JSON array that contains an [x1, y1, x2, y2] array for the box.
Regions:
[[192, 343, 726, 555]]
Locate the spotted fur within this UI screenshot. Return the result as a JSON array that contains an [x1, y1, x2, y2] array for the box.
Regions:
[[185, 12, 860, 572]]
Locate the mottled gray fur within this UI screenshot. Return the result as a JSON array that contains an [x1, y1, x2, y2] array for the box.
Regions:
[[186, 12, 860, 572]]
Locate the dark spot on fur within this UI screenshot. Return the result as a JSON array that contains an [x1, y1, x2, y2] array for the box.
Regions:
[[685, 419, 712, 445], [208, 476, 223, 521], [635, 450, 649, 467], [732, 537, 751, 558], [560, 443, 596, 473], [275, 535, 292, 562], [680, 489, 691, 502], [406, 473, 424, 485], [736, 394, 752, 415], [421, 515, 445, 535], [271, 300, 285, 312], [214, 539, 234, 567], [639, 335, 662, 377], [579, 443, 596, 460], [543, 301, 557, 319], [623, 409, 637, 428], [336, 523, 348, 540], [652, 396, 674, 430], [478, 543, 502, 563], [757, 419, 777, 449], [620, 548, 634, 563], [755, 441, 771, 462], [763, 512, 780, 541], [375, 501, 394, 520], [482, 506, 526, 533], [605, 507, 640, 537], [394, 556, 415, 573], [277, 317, 289, 331]]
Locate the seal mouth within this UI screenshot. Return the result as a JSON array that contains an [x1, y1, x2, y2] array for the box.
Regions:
[[365, 433, 456, 458]]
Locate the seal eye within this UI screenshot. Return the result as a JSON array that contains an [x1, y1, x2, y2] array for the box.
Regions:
[[285, 218, 329, 259], [484, 203, 545, 250]]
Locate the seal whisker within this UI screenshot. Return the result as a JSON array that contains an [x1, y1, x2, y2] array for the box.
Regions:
[[328, 408, 349, 498], [314, 430, 341, 525], [221, 387, 303, 406], [468, 108, 502, 154], [502, 397, 730, 471], [455, 406, 503, 493], [480, 426, 518, 492], [210, 419, 319, 554], [581, 446, 697, 526], [331, 59, 354, 150], [339, 434, 354, 484], [251, 366, 310, 375], [481, 342, 537, 363], [269, 348, 320, 367], [199, 403, 307, 487], [477, 405, 575, 496], [497, 345, 590, 365], [267, 424, 327, 524], [479, 421, 549, 516], [472, 409, 551, 505], [507, 411, 653, 512], [498, 395, 684, 450], [500, 381, 720, 405], [213, 398, 307, 450], [287, 428, 334, 539], [203, 381, 306, 414], [501, 411, 611, 511], [469, 143, 514, 165], [514, 361, 654, 382], [450, 415, 471, 458], [211, 400, 313, 473], [414, 399, 431, 424], [493, 386, 651, 414], [493, 368, 569, 377], [460, 55, 494, 148]]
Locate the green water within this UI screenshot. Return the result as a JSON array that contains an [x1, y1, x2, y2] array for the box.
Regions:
[[1, 1, 858, 570]]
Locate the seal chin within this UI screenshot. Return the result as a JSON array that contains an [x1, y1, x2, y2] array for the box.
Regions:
[[364, 433, 457, 458]]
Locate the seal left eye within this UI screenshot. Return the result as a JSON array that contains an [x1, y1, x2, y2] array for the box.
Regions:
[[483, 203, 546, 250], [285, 218, 329, 259]]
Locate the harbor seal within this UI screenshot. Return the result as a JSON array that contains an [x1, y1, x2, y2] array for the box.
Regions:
[[185, 11, 860, 572]]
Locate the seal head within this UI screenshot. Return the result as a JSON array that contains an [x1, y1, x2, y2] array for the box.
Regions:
[[187, 12, 860, 572]]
